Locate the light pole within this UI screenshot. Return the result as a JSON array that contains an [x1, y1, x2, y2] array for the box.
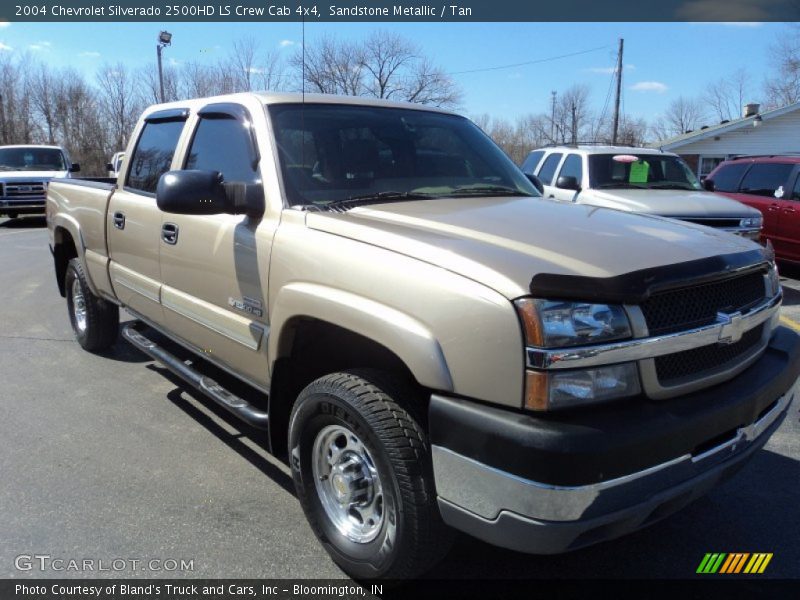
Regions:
[[156, 30, 172, 103]]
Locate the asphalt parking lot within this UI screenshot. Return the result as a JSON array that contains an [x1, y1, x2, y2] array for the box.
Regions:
[[1, 215, 798, 582]]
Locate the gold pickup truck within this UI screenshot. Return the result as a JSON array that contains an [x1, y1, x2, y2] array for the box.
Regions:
[[47, 92, 799, 579]]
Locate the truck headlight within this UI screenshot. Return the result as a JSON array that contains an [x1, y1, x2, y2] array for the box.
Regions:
[[767, 262, 781, 297], [515, 298, 632, 348], [741, 216, 763, 229], [516, 298, 639, 410], [525, 364, 641, 411]]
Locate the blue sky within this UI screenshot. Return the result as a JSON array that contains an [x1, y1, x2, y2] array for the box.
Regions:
[[0, 21, 787, 123]]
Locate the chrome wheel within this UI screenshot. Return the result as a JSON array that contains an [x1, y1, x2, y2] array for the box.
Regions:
[[312, 424, 384, 543], [71, 278, 87, 333]]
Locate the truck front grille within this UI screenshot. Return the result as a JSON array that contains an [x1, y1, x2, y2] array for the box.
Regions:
[[680, 217, 743, 229], [3, 181, 46, 198], [654, 324, 765, 385], [641, 272, 766, 336]]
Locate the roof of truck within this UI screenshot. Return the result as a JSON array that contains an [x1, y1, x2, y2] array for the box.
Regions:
[[532, 145, 673, 156], [143, 91, 458, 117], [0, 144, 66, 150]]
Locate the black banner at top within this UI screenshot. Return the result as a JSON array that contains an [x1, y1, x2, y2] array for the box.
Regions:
[[4, 0, 800, 22]]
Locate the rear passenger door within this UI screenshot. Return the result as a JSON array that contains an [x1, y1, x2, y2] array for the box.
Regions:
[[107, 109, 188, 324], [158, 102, 276, 386], [535, 152, 563, 199], [775, 168, 800, 262]]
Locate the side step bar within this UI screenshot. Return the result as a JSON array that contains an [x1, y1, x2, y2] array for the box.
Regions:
[[122, 323, 269, 430]]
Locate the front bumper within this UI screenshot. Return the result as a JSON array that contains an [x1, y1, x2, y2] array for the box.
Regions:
[[430, 326, 800, 554]]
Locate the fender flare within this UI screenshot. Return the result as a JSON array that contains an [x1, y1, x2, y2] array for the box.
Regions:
[[269, 282, 454, 392]]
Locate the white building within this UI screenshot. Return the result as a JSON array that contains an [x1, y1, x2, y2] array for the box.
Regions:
[[651, 102, 800, 179]]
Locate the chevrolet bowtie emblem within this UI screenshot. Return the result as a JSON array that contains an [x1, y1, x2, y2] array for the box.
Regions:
[[717, 311, 744, 345]]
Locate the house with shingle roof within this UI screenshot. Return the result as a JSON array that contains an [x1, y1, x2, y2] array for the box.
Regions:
[[650, 101, 800, 179]]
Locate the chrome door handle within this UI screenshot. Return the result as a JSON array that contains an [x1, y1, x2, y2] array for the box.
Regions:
[[113, 212, 125, 230], [161, 222, 179, 245]]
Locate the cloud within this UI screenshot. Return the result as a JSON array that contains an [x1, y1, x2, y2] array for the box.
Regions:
[[168, 57, 181, 66], [630, 81, 668, 93], [28, 41, 52, 51], [0, 42, 11, 51], [677, 0, 774, 21], [246, 66, 265, 74], [79, 51, 101, 58], [279, 39, 295, 48], [586, 64, 635, 75], [0, 21, 10, 28]]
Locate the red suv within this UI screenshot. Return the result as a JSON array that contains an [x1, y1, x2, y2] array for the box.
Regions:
[[706, 155, 800, 263]]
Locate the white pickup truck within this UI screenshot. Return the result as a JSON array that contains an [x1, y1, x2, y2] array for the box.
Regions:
[[0, 144, 79, 218]]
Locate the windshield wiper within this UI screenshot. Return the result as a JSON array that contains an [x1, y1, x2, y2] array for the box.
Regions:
[[648, 183, 697, 191], [595, 182, 647, 189], [448, 185, 531, 197], [326, 190, 437, 209]]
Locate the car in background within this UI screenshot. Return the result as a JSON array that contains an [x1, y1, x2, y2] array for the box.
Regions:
[[107, 151, 125, 178], [521, 145, 763, 239], [705, 155, 800, 263], [0, 144, 79, 218]]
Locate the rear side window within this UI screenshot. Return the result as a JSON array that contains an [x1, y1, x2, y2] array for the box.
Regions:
[[711, 162, 750, 192], [185, 116, 260, 184], [521, 150, 545, 174], [537, 153, 563, 185], [126, 119, 185, 194], [558, 154, 583, 182], [739, 163, 795, 197]]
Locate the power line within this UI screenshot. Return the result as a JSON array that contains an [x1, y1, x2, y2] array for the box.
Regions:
[[449, 45, 610, 76]]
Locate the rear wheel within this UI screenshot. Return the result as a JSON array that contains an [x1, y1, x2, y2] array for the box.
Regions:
[[65, 258, 119, 351], [289, 371, 451, 579]]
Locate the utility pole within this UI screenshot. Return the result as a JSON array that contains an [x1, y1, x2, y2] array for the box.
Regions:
[[156, 31, 172, 104], [550, 91, 557, 143], [612, 38, 624, 145], [571, 102, 577, 144]]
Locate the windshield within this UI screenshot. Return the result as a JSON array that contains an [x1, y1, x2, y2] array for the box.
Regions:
[[588, 153, 701, 191], [268, 103, 538, 207], [0, 147, 67, 172]]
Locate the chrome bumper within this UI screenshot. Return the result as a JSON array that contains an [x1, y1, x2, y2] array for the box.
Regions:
[[433, 379, 794, 552]]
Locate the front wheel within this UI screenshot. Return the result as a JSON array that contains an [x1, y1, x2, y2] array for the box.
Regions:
[[289, 371, 451, 579]]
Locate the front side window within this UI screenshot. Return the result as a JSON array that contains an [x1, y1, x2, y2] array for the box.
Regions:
[[185, 116, 260, 184], [588, 153, 701, 191], [0, 147, 66, 171], [738, 163, 795, 197], [126, 119, 185, 194], [558, 154, 583, 183], [711, 162, 750, 192], [269, 103, 537, 207], [537, 153, 563, 185]]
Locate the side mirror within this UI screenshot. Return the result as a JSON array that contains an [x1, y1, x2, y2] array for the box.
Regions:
[[556, 175, 581, 191], [156, 170, 265, 217], [525, 173, 544, 195], [106, 163, 114, 172], [69, 163, 81, 173], [703, 178, 715, 192]]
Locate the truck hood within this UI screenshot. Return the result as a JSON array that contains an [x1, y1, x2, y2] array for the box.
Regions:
[[0, 170, 68, 180], [580, 188, 761, 218], [306, 196, 762, 299]]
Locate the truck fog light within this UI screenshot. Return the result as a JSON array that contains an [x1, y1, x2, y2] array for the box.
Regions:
[[525, 363, 641, 411]]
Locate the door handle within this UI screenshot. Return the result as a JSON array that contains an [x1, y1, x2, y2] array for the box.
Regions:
[[768, 203, 780, 212], [161, 222, 179, 245], [783, 207, 796, 214], [113, 211, 125, 229]]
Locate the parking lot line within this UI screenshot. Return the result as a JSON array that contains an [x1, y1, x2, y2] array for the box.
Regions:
[[779, 315, 800, 332]]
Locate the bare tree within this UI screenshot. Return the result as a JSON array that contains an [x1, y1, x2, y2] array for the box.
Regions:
[[764, 25, 800, 109], [96, 62, 142, 152], [704, 68, 751, 121], [651, 96, 708, 140]]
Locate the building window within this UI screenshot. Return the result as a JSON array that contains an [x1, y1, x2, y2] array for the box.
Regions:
[[698, 155, 726, 180]]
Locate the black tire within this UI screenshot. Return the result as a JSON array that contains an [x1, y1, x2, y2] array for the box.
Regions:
[[64, 258, 119, 352], [289, 370, 452, 579]]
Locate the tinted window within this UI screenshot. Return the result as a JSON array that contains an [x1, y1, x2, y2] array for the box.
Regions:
[[185, 116, 260, 184], [739, 163, 795, 197], [269, 103, 537, 206], [0, 147, 66, 171], [587, 153, 700, 190], [126, 119, 185, 194], [521, 150, 545, 174], [558, 154, 583, 182], [537, 153, 563, 185], [792, 174, 800, 201], [711, 162, 750, 192]]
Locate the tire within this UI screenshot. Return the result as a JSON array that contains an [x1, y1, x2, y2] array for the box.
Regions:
[[289, 370, 452, 579], [65, 258, 119, 352]]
